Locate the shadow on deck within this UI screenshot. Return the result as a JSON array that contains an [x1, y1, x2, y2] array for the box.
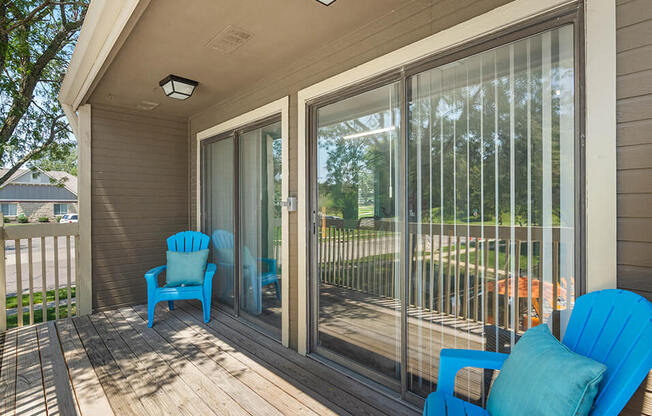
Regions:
[[0, 300, 420, 416]]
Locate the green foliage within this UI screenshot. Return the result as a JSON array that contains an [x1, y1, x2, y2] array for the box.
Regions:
[[38, 216, 48, 222], [17, 214, 28, 223], [3, 216, 8, 223], [0, 1, 88, 185], [55, 214, 61, 222]]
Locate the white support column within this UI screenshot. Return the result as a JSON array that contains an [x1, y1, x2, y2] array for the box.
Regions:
[[585, 0, 617, 291], [77, 104, 92, 315]]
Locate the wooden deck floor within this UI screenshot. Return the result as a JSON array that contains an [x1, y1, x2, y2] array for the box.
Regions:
[[0, 300, 420, 416]]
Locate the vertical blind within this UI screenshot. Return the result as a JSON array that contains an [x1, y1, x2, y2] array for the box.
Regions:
[[407, 24, 575, 400]]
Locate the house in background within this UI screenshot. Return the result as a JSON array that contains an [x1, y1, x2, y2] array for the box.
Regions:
[[0, 168, 78, 221]]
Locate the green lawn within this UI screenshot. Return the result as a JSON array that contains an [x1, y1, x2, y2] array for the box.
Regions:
[[6, 304, 76, 329], [6, 287, 75, 309]]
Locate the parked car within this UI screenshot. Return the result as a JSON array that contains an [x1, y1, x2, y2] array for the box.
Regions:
[[59, 213, 78, 223]]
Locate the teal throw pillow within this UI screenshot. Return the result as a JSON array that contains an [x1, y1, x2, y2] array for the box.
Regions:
[[486, 324, 607, 416], [165, 249, 209, 287]]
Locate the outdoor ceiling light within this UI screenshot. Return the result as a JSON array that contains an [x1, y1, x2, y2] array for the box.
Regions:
[[315, 0, 336, 5], [343, 126, 396, 140], [159, 74, 199, 100]]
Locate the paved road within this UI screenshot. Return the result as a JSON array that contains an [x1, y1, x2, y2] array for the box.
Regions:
[[4, 237, 76, 296]]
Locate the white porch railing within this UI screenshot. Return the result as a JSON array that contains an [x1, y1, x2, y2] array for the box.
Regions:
[[0, 215, 83, 331]]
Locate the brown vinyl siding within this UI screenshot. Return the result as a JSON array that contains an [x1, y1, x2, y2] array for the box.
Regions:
[[188, 0, 514, 350], [617, 0, 652, 301], [92, 106, 188, 310], [617, 0, 652, 414]]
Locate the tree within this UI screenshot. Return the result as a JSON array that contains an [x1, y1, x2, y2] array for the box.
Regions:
[[0, 0, 88, 186]]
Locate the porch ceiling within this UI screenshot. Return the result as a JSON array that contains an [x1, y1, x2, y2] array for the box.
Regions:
[[89, 0, 409, 118]]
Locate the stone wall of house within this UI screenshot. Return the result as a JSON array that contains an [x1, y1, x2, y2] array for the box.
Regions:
[[7, 202, 78, 222]]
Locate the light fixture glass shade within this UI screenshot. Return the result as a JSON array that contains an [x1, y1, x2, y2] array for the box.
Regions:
[[159, 74, 198, 100], [316, 0, 336, 4]]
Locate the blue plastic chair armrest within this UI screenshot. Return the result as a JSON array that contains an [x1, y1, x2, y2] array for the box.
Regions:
[[436, 349, 509, 396], [204, 263, 217, 280], [144, 265, 166, 288]]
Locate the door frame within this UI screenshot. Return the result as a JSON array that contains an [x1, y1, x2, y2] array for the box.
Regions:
[[196, 96, 291, 347]]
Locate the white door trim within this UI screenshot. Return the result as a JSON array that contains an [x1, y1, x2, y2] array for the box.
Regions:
[[296, 0, 615, 355], [196, 96, 291, 347]]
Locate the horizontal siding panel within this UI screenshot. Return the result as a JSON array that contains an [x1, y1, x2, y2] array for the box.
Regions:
[[617, 143, 652, 169], [618, 241, 652, 268], [617, 119, 652, 146], [618, 168, 652, 193], [618, 218, 652, 242], [618, 265, 652, 293], [617, 18, 652, 53], [617, 44, 652, 76], [618, 194, 652, 217], [617, 0, 652, 28], [617, 69, 652, 99], [617, 95, 652, 123], [92, 108, 188, 312]]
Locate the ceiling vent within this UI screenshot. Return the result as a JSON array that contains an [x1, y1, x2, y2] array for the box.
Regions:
[[137, 100, 159, 111], [206, 25, 254, 54]]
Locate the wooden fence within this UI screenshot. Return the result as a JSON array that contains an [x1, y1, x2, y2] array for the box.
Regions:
[[318, 221, 567, 335], [0, 217, 80, 331]]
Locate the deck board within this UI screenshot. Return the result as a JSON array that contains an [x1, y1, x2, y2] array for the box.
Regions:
[[36, 322, 79, 416], [0, 328, 17, 414], [15, 326, 46, 416], [0, 304, 420, 416]]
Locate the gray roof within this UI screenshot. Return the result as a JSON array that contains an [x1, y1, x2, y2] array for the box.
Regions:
[[0, 168, 77, 195]]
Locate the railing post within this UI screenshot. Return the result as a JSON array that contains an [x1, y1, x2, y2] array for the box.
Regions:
[[0, 213, 5, 332], [77, 104, 92, 316]]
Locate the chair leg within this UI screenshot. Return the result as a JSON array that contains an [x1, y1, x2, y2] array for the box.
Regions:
[[168, 300, 174, 311], [147, 301, 155, 328], [202, 299, 211, 323]]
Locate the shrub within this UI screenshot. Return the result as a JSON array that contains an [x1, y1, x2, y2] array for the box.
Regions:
[[38, 217, 49, 223], [17, 214, 28, 223], [55, 215, 62, 223], [3, 217, 9, 223]]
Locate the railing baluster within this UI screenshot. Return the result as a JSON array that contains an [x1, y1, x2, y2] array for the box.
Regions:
[[28, 238, 34, 325], [66, 235, 72, 318], [41, 236, 47, 323], [75, 234, 80, 319], [355, 228, 361, 291], [445, 235, 452, 314], [503, 239, 510, 330], [15, 239, 22, 327], [455, 235, 461, 317], [347, 229, 352, 289], [463, 236, 469, 319], [53, 236, 59, 320], [0, 216, 5, 332], [514, 240, 521, 333], [473, 237, 479, 320]]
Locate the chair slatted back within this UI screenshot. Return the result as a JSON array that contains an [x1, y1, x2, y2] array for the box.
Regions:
[[562, 289, 652, 416], [166, 231, 210, 253], [211, 229, 234, 249]]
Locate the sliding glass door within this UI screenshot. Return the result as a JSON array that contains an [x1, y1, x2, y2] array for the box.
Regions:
[[313, 83, 402, 384], [202, 117, 283, 339], [310, 19, 579, 402]]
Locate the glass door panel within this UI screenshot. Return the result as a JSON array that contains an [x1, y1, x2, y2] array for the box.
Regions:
[[239, 121, 283, 337], [315, 83, 402, 382], [202, 137, 235, 309], [406, 25, 575, 401]]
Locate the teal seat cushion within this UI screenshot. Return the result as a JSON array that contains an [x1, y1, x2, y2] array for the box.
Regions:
[[486, 324, 607, 416], [165, 249, 209, 287]]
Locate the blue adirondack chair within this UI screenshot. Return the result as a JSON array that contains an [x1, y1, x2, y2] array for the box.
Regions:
[[144, 231, 216, 327], [211, 229, 280, 316], [424, 289, 652, 415]]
